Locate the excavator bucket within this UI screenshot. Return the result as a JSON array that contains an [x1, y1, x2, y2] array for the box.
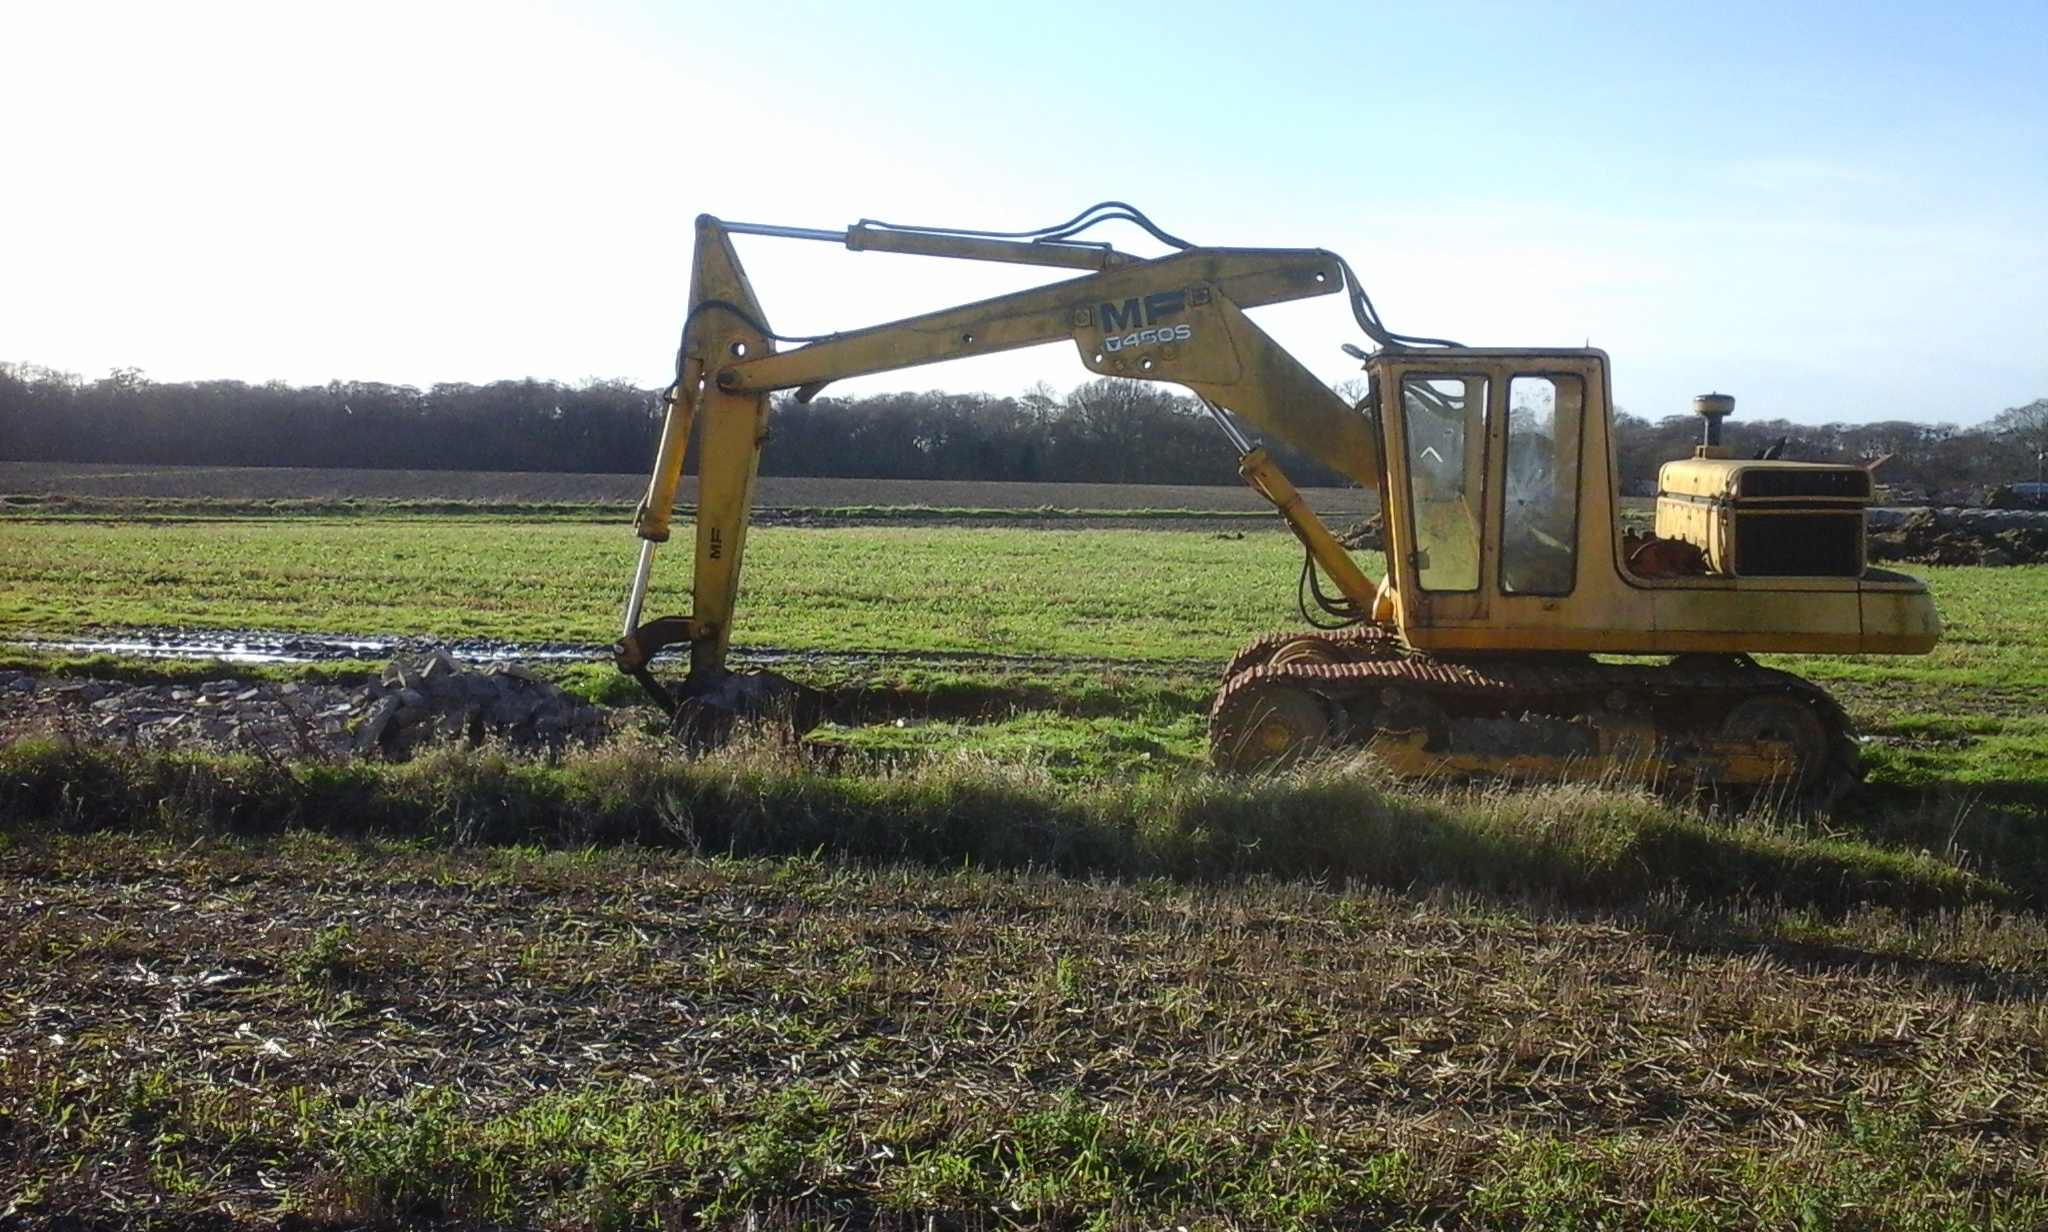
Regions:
[[613, 616, 824, 747], [667, 669, 826, 749]]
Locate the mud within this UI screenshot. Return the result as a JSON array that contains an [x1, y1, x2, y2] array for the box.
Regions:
[[1867, 507, 2048, 567], [0, 628, 1228, 759], [5, 626, 1218, 676], [0, 650, 611, 760]]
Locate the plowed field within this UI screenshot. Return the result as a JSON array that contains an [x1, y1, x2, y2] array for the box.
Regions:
[[0, 461, 1376, 515]]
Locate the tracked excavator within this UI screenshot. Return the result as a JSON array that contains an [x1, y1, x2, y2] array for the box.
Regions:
[[615, 204, 1940, 800]]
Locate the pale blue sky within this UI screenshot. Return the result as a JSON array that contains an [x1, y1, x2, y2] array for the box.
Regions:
[[3, 0, 2042, 424]]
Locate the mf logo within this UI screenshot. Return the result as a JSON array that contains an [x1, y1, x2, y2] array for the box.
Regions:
[[1099, 290, 1186, 333]]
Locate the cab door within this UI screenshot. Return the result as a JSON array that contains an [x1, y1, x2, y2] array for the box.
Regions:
[[1385, 367, 1491, 625]]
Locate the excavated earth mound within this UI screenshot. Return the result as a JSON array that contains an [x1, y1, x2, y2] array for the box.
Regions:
[[1867, 507, 2048, 567], [0, 650, 612, 760]]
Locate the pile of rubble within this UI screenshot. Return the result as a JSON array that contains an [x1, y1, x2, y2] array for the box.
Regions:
[[0, 650, 612, 760], [1867, 507, 2048, 567], [1335, 516, 1384, 551]]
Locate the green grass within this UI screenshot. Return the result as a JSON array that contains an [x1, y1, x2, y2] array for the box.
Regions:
[[11, 515, 2048, 1226], [12, 516, 2048, 797], [0, 736, 2003, 909], [0, 519, 1333, 657]]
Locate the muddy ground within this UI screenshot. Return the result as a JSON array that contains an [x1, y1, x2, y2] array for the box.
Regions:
[[1867, 507, 2048, 566], [0, 652, 612, 760]]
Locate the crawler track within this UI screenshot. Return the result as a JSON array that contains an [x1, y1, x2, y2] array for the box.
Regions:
[[1210, 630, 1860, 802]]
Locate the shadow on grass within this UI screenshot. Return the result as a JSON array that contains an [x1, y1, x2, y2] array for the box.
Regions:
[[0, 736, 2019, 917], [1660, 923, 2048, 1004], [1835, 770, 2048, 913]]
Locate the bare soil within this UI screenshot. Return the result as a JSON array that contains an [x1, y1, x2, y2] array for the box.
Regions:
[[0, 462, 1377, 516], [3, 832, 2042, 1228]]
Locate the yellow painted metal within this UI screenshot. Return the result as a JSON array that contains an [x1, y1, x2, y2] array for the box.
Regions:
[[666, 215, 776, 675], [1369, 348, 1940, 657], [1365, 728, 1799, 788], [636, 222, 1369, 684], [1236, 447, 1379, 613], [1160, 297, 1381, 490], [717, 246, 1343, 401], [1655, 457, 1871, 577], [1658, 457, 1872, 502], [628, 216, 1942, 701], [1862, 573, 1946, 652], [632, 358, 699, 545]]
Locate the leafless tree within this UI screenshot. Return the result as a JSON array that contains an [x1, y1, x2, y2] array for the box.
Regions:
[[1989, 399, 2048, 485]]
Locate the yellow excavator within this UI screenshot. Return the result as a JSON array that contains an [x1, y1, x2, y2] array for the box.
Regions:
[[615, 204, 1939, 800]]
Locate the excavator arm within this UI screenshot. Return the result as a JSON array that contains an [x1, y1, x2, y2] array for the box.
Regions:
[[617, 211, 1387, 723]]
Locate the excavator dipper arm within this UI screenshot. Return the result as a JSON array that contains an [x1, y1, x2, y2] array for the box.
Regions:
[[617, 213, 1383, 722]]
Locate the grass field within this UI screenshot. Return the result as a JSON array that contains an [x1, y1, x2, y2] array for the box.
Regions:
[[3, 516, 2045, 784], [0, 521, 1322, 658], [5, 815, 2042, 1230], [6, 509, 2048, 1227]]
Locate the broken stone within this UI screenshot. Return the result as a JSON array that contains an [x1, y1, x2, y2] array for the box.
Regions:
[[353, 696, 403, 752], [0, 648, 616, 761], [420, 649, 462, 679]]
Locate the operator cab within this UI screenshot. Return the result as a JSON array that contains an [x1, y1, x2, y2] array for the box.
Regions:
[[1367, 349, 1938, 656]]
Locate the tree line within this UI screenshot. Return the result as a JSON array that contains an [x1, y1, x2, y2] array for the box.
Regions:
[[4, 363, 2045, 497]]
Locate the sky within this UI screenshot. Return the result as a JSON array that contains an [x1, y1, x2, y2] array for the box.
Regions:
[[2, 0, 2043, 426]]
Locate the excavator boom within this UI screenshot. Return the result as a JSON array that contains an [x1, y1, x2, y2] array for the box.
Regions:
[[617, 211, 1387, 717]]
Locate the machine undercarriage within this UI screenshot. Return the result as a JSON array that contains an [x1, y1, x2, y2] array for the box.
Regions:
[[1210, 626, 1858, 801]]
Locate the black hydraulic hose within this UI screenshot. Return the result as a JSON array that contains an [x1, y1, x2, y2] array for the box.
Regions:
[[857, 201, 1196, 251], [680, 298, 836, 347], [663, 298, 841, 404], [1333, 255, 1462, 350], [1296, 547, 1364, 628]]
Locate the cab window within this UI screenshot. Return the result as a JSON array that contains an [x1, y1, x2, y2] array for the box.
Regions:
[[1401, 375, 1487, 592], [1501, 374, 1583, 595]]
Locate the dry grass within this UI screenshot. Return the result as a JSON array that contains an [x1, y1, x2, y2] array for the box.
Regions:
[[3, 740, 2047, 1228]]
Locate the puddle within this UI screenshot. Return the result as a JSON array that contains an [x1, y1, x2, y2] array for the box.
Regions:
[[6, 627, 1218, 675], [10, 629, 602, 666]]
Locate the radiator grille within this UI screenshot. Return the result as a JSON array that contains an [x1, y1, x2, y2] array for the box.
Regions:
[[1732, 511, 1864, 576]]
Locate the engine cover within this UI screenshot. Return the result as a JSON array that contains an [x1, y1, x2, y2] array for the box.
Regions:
[[1654, 458, 1871, 577]]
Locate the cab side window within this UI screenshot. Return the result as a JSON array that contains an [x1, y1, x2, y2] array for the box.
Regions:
[[1501, 374, 1583, 596]]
